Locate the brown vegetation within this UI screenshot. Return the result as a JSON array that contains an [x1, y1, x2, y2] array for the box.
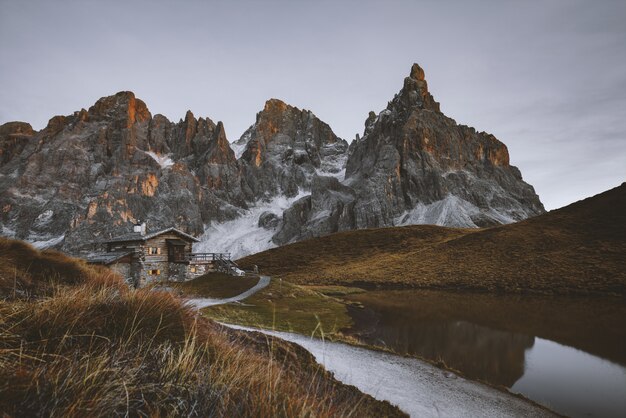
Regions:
[[0, 237, 120, 300], [171, 272, 258, 299], [0, 238, 404, 417], [239, 183, 626, 296]]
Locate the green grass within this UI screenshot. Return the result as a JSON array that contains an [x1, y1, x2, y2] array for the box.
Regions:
[[201, 279, 353, 338], [303, 285, 367, 297], [171, 272, 258, 298]]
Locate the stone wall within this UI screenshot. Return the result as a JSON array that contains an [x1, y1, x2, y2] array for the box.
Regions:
[[170, 262, 217, 282], [138, 261, 169, 286], [107, 258, 221, 287], [167, 263, 189, 282]]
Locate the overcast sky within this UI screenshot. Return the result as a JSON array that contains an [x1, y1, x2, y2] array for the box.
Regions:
[[1, 0, 624, 210]]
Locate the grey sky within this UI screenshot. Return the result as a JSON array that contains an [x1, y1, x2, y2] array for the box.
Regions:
[[1, 0, 624, 210]]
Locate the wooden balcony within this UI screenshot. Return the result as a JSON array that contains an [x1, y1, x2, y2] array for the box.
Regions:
[[169, 252, 232, 264]]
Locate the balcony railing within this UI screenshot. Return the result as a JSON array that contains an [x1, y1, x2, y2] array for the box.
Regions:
[[169, 252, 231, 263], [190, 253, 231, 261]]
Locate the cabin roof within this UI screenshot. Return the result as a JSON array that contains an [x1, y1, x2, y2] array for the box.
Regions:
[[104, 227, 200, 244], [86, 250, 134, 265]]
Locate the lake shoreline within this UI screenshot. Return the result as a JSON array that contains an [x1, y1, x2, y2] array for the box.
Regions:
[[195, 277, 626, 417], [224, 323, 559, 418], [306, 280, 626, 298]]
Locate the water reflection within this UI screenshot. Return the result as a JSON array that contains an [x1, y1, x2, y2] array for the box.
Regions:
[[513, 338, 626, 418], [349, 304, 534, 386], [344, 289, 626, 418]]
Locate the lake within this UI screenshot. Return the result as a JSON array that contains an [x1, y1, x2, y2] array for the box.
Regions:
[[345, 290, 626, 418]]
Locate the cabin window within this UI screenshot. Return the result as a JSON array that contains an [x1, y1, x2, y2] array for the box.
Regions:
[[148, 269, 160, 275], [190, 266, 197, 273], [148, 247, 161, 255]]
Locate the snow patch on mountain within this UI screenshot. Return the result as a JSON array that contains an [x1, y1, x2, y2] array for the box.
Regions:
[[1, 225, 16, 237], [145, 150, 174, 168], [231, 128, 253, 159], [194, 191, 309, 260], [230, 141, 247, 160], [317, 142, 349, 181], [7, 188, 47, 204], [395, 195, 516, 228], [29, 234, 65, 249], [316, 166, 346, 181], [35, 210, 54, 226]]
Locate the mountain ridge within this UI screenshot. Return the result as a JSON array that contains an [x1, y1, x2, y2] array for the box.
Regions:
[[0, 64, 543, 257]]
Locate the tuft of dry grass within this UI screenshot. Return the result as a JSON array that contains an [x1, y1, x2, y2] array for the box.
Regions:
[[0, 237, 404, 417], [239, 183, 626, 296], [0, 237, 122, 300]]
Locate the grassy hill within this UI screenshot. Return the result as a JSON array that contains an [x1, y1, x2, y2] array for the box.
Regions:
[[0, 238, 403, 417], [239, 183, 626, 296]]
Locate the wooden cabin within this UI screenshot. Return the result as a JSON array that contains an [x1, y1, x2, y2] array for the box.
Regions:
[[87, 222, 238, 287]]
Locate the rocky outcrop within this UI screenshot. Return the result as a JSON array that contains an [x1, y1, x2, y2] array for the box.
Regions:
[[273, 64, 544, 245], [0, 122, 35, 165], [237, 99, 349, 200], [0, 92, 247, 253], [0, 64, 544, 257]]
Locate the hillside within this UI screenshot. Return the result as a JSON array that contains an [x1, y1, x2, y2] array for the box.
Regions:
[[239, 183, 626, 296], [0, 238, 403, 417]]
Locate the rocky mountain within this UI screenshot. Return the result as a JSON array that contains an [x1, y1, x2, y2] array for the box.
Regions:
[[274, 64, 544, 244], [236, 99, 349, 200], [0, 64, 544, 258], [0, 92, 248, 253]]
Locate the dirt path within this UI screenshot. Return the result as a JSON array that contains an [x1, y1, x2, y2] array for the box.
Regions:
[[185, 275, 271, 309]]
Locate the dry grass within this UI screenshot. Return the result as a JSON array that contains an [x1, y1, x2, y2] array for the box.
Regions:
[[0, 238, 404, 417], [171, 272, 258, 298], [239, 183, 626, 296], [0, 237, 120, 300]]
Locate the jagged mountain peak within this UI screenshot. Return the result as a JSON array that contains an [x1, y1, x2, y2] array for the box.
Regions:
[[255, 98, 315, 132], [0, 91, 248, 252], [0, 121, 35, 137], [236, 98, 348, 199], [215, 120, 226, 138], [276, 62, 544, 247], [244, 98, 343, 151], [202, 120, 236, 164], [0, 122, 36, 166], [263, 98, 291, 112], [390, 63, 441, 113], [1, 65, 544, 260], [409, 63, 426, 81], [87, 91, 152, 126]]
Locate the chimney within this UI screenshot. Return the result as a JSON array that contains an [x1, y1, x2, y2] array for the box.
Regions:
[[133, 220, 147, 236]]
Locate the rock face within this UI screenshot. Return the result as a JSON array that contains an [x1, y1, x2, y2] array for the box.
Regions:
[[274, 64, 544, 245], [0, 91, 248, 253], [0, 65, 544, 257], [236, 99, 349, 200]]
